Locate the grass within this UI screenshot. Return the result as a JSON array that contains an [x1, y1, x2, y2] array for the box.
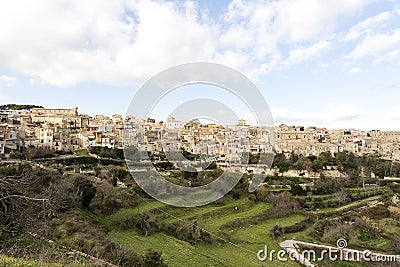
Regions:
[[310, 195, 382, 215], [102, 199, 167, 226], [74, 149, 89, 157], [161, 197, 251, 223], [231, 214, 306, 243], [0, 254, 91, 267], [0, 255, 38, 267], [379, 218, 400, 233], [104, 196, 306, 267], [101, 190, 393, 267], [203, 202, 269, 232], [108, 231, 226, 266], [108, 224, 302, 267]]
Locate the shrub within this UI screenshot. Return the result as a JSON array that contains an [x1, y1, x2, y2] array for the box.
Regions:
[[72, 176, 96, 208], [268, 192, 299, 218], [161, 220, 211, 245], [283, 216, 314, 233]]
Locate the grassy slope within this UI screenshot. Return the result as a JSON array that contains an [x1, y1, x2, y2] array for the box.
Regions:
[[105, 197, 305, 267], [74, 149, 89, 157], [105, 191, 391, 267], [0, 255, 88, 267], [0, 255, 38, 267]]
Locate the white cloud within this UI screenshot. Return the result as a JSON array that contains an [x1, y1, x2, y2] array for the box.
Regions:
[[344, 8, 400, 60], [272, 108, 320, 124], [284, 40, 331, 66], [327, 105, 362, 122], [0, 75, 16, 86], [348, 29, 400, 59], [374, 49, 399, 62], [348, 67, 367, 74], [0, 0, 370, 86], [272, 105, 362, 127], [343, 11, 392, 41]]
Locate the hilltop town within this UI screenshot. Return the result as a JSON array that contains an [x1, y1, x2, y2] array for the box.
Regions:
[[1, 105, 400, 163], [2, 105, 400, 267]]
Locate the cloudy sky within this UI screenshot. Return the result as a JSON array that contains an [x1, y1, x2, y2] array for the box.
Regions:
[[0, 0, 400, 130]]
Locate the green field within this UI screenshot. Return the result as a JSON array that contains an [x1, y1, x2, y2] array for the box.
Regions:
[[0, 254, 91, 267], [103, 197, 305, 267], [74, 149, 89, 157], [0, 254, 38, 267]]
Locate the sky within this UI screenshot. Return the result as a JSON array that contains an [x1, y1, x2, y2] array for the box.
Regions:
[[0, 0, 400, 130]]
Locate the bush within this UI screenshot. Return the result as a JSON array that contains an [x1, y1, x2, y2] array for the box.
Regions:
[[270, 224, 283, 239], [161, 220, 211, 245], [114, 211, 159, 236], [283, 216, 314, 233], [90, 146, 124, 160], [362, 206, 391, 220], [143, 249, 167, 267], [321, 222, 354, 244], [72, 176, 96, 208], [23, 147, 56, 159], [390, 233, 400, 254], [268, 192, 299, 218], [314, 174, 344, 195]]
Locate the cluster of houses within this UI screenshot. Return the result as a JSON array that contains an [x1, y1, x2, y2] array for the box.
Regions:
[[275, 125, 400, 160], [0, 107, 122, 154], [1, 106, 400, 162]]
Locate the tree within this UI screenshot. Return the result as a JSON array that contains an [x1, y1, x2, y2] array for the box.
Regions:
[[143, 249, 167, 267], [270, 224, 283, 239], [192, 220, 201, 248], [295, 155, 312, 172], [268, 192, 299, 218], [255, 187, 269, 202], [289, 152, 298, 164], [290, 183, 306, 196], [334, 189, 350, 205], [0, 168, 58, 249], [138, 211, 158, 236], [312, 159, 323, 172], [314, 174, 343, 195], [248, 153, 260, 164], [272, 153, 290, 173], [334, 152, 359, 175], [371, 164, 385, 179], [0, 170, 50, 217], [73, 176, 96, 208], [319, 152, 335, 167]]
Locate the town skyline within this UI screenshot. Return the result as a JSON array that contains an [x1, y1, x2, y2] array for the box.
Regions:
[[1, 103, 398, 132], [2, 105, 400, 164]]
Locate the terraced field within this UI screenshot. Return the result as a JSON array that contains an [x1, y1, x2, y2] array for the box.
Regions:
[[104, 197, 305, 266]]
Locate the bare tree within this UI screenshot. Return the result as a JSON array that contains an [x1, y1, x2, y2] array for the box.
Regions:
[[268, 192, 300, 218], [0, 172, 49, 220], [334, 188, 350, 206]]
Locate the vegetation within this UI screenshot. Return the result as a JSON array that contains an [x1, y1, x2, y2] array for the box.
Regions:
[[272, 151, 400, 179], [89, 146, 125, 160], [1, 148, 400, 266], [0, 104, 43, 110]]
